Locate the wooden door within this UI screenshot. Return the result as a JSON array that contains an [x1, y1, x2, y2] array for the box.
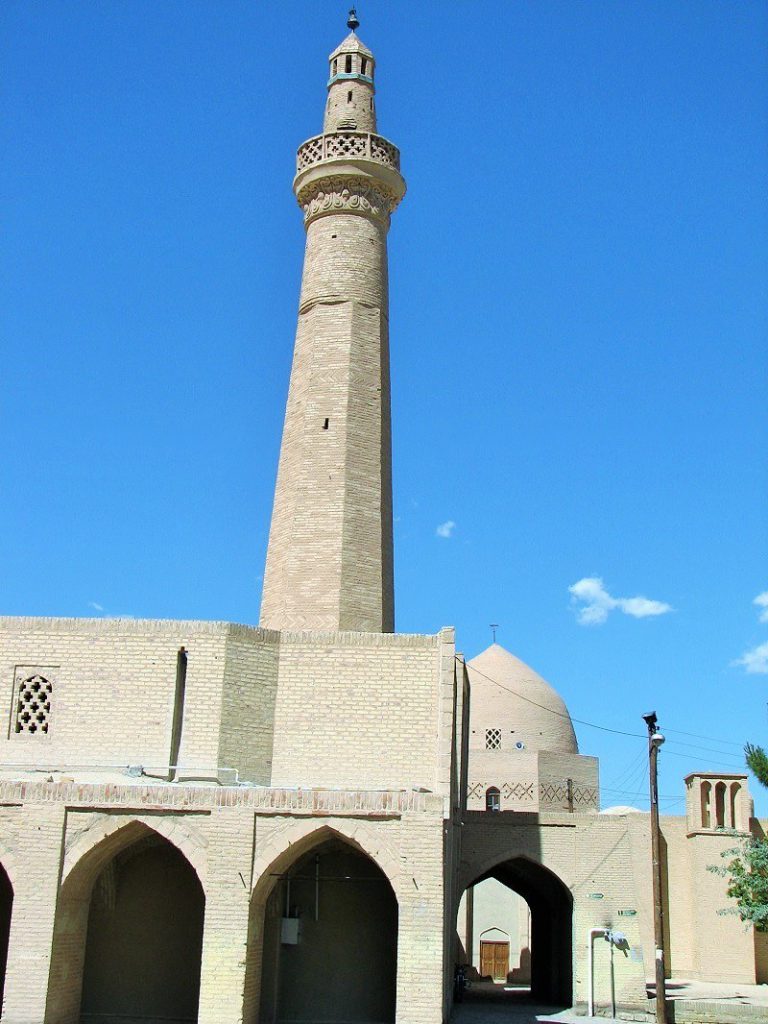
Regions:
[[480, 940, 509, 981]]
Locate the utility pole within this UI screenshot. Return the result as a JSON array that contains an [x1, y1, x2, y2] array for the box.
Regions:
[[642, 711, 667, 1024]]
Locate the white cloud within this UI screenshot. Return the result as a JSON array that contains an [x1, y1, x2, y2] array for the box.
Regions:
[[754, 591, 768, 624], [733, 641, 768, 675], [732, 591, 768, 674], [436, 520, 456, 539], [88, 601, 104, 613], [569, 576, 672, 626]]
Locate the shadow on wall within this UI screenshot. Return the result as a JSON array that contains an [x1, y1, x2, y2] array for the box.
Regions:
[[457, 854, 572, 1008], [255, 837, 398, 1024], [80, 836, 205, 1023], [45, 827, 205, 1024], [0, 864, 12, 1006], [509, 946, 532, 985]]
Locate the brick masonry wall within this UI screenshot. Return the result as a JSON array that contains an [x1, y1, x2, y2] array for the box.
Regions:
[[0, 617, 228, 773], [219, 628, 280, 785], [269, 628, 453, 794], [259, 208, 395, 634], [459, 812, 649, 1009], [0, 782, 448, 1024]]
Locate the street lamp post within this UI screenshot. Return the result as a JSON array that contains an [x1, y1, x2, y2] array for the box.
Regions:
[[643, 711, 667, 1024]]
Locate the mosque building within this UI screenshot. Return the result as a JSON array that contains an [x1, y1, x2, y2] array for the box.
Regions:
[[0, 13, 765, 1024]]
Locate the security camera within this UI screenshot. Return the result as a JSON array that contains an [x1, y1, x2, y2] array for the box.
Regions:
[[642, 711, 658, 730]]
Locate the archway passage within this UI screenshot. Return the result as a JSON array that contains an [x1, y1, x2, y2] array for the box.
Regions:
[[80, 834, 205, 1023], [0, 864, 12, 1005], [457, 858, 572, 1008], [258, 837, 398, 1023]]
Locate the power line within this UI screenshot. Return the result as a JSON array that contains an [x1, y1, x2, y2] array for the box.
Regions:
[[663, 737, 745, 761], [664, 727, 744, 749], [601, 785, 679, 800], [461, 657, 646, 739], [461, 656, 751, 768], [662, 749, 745, 772]]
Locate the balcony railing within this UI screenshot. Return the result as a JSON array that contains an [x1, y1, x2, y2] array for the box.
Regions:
[[297, 132, 401, 174]]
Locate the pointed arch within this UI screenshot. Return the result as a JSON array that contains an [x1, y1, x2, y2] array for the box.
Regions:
[[251, 817, 404, 906], [47, 817, 207, 1024], [458, 853, 573, 1006], [0, 859, 13, 1006], [0, 838, 19, 895], [245, 819, 400, 1024], [61, 814, 208, 896]]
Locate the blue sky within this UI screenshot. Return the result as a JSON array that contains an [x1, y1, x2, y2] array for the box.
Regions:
[[2, 2, 767, 814]]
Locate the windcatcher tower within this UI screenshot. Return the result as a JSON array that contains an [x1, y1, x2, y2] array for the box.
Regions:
[[260, 12, 405, 633]]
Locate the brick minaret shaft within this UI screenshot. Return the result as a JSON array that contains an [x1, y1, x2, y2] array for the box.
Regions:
[[260, 21, 406, 633]]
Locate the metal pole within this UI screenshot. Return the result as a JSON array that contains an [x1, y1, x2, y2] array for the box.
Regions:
[[587, 928, 608, 1016], [643, 712, 667, 1024]]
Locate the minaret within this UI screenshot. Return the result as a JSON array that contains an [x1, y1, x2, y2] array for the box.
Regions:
[[260, 13, 406, 633]]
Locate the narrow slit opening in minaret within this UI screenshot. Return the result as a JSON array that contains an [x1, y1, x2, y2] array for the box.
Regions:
[[323, 418, 329, 430], [333, 59, 338, 75], [345, 55, 352, 73], [347, 91, 353, 103], [361, 58, 368, 76]]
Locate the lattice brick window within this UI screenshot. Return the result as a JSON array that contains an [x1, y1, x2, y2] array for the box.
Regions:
[[485, 728, 502, 750], [13, 672, 53, 735]]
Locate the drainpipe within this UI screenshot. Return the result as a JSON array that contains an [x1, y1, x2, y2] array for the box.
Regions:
[[587, 928, 608, 1017], [589, 929, 627, 1018]]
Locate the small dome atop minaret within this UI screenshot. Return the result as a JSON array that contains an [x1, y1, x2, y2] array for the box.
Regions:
[[324, 9, 377, 133], [329, 32, 374, 61], [329, 8, 373, 60]]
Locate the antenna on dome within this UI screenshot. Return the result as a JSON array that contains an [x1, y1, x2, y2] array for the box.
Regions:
[[490, 623, 499, 643], [347, 8, 360, 31]]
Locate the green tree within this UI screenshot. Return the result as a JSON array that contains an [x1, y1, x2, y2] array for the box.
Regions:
[[707, 741, 768, 930], [745, 743, 768, 788], [709, 838, 768, 932]]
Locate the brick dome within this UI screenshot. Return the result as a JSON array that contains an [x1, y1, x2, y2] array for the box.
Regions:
[[466, 643, 578, 754]]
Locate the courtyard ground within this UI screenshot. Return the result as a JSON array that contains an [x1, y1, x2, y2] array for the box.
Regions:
[[449, 978, 768, 1023]]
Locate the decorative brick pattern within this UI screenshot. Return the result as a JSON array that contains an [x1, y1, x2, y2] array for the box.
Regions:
[[485, 727, 501, 750], [297, 132, 401, 173], [13, 672, 53, 735], [502, 781, 534, 801]]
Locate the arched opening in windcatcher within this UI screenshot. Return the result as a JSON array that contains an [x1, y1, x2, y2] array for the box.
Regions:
[[456, 857, 572, 1008], [79, 834, 205, 1022], [0, 863, 13, 1005], [256, 836, 398, 1023]]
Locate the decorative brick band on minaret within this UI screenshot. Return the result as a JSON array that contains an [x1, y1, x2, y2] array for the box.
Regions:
[[260, 21, 406, 634]]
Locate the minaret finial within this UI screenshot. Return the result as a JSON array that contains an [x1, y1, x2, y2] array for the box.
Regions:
[[347, 8, 360, 32]]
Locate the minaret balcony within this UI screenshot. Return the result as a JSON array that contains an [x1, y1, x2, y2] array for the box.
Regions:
[[296, 131, 400, 174]]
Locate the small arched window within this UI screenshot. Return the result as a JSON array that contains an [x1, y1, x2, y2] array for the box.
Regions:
[[345, 55, 352, 74], [361, 58, 368, 76], [486, 787, 501, 813], [715, 781, 726, 828], [700, 780, 711, 829], [729, 782, 740, 830]]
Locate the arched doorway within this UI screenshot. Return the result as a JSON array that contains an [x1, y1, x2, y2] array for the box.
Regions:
[[79, 834, 205, 1022], [457, 857, 572, 1007], [0, 863, 13, 1005], [256, 836, 398, 1023]]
